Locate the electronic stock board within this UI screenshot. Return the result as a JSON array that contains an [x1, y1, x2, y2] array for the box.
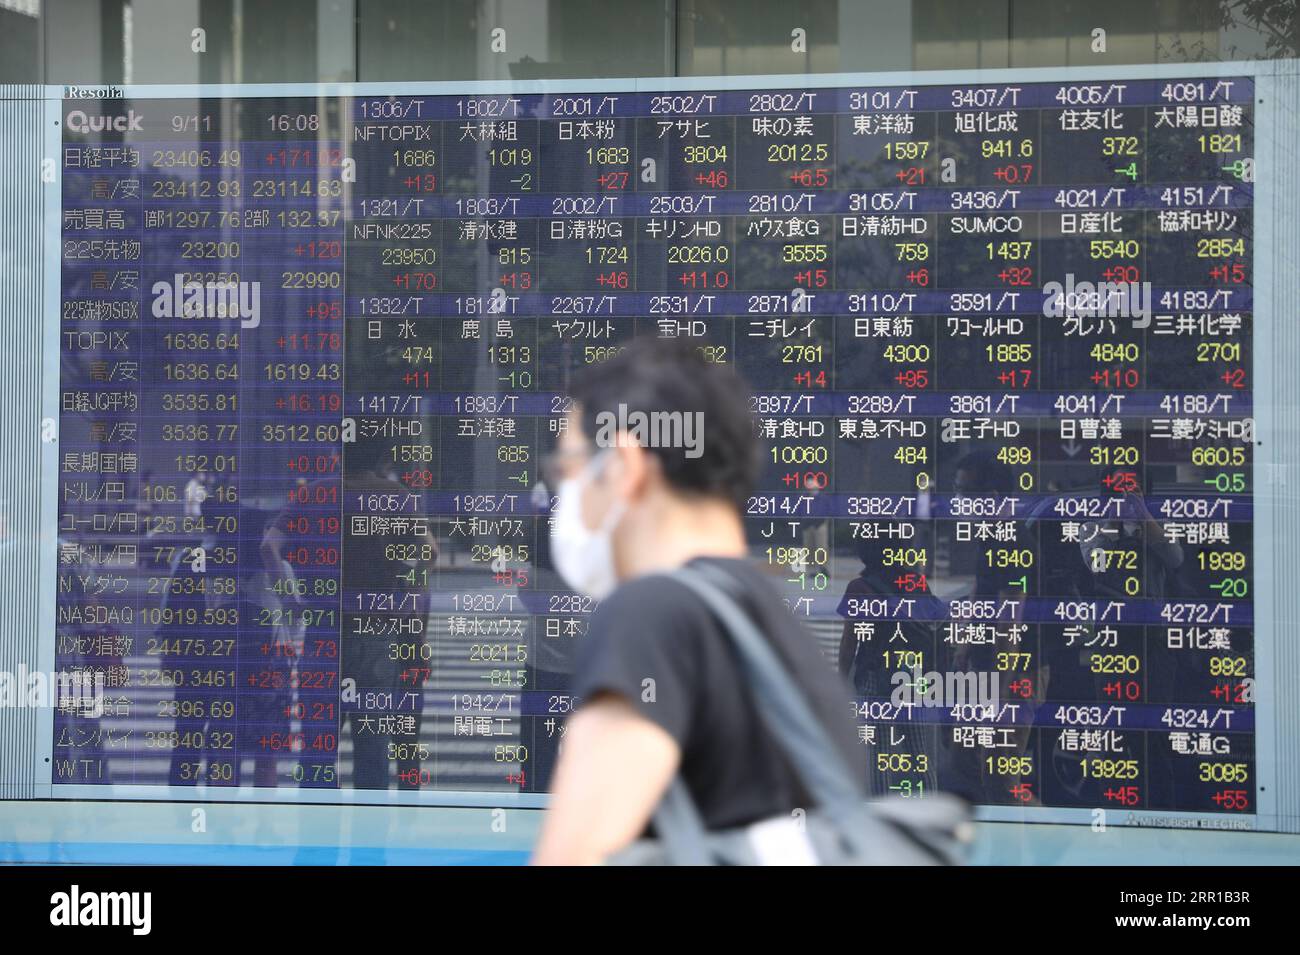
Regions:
[[36, 65, 1277, 829]]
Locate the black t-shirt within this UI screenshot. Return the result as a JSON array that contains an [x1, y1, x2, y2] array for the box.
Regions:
[[569, 556, 862, 831]]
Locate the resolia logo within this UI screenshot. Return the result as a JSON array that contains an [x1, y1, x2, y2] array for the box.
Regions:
[[49, 885, 151, 935]]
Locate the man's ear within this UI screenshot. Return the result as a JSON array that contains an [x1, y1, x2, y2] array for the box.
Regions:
[[611, 439, 652, 501]]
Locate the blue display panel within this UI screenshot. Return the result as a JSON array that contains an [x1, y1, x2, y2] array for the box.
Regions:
[[51, 73, 1256, 822]]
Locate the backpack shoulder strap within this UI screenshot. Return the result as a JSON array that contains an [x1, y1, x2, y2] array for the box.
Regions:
[[665, 563, 867, 813]]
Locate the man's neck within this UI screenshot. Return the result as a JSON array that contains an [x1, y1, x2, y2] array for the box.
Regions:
[[615, 496, 747, 580]]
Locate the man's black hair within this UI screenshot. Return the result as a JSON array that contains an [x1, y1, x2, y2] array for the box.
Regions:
[[567, 336, 762, 511]]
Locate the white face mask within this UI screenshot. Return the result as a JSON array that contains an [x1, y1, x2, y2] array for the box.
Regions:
[[550, 452, 626, 601]]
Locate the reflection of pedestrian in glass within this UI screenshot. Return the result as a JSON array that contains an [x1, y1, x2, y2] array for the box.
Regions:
[[950, 450, 1019, 601], [837, 536, 941, 694], [1075, 468, 1184, 600], [942, 449, 1024, 686], [800, 471, 830, 574], [159, 505, 239, 786], [183, 470, 212, 520], [835, 534, 945, 799], [238, 503, 295, 789], [942, 450, 1037, 804], [62, 589, 123, 784], [136, 469, 155, 535], [331, 441, 438, 789]]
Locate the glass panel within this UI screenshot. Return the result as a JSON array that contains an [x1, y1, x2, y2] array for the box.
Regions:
[[1, 0, 1298, 868], [357, 0, 670, 83], [0, 0, 43, 84]]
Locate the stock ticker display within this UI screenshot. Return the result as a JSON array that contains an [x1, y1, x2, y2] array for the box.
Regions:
[[55, 76, 1256, 817]]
